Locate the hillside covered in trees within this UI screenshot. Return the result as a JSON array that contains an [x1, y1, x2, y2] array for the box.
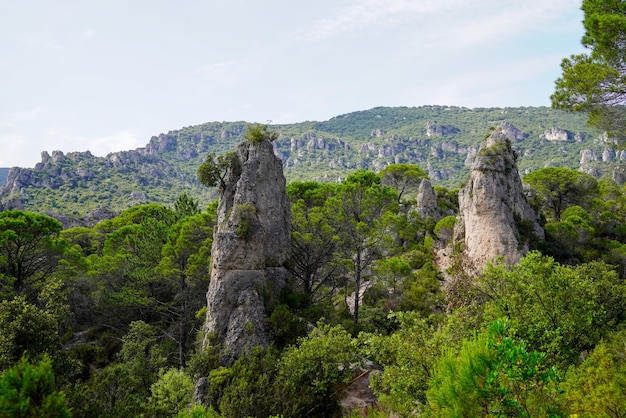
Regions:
[[2, 106, 624, 225]]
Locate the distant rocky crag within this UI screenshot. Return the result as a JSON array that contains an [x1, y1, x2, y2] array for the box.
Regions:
[[202, 137, 292, 365]]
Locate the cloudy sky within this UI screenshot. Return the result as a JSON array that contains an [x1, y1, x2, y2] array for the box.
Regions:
[[1, 0, 585, 168]]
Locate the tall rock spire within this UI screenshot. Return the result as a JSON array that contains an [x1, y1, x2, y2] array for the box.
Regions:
[[455, 129, 544, 268], [202, 138, 291, 364]]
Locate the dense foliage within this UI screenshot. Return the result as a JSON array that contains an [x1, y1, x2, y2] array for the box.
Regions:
[[552, 0, 626, 138], [1, 152, 626, 417]]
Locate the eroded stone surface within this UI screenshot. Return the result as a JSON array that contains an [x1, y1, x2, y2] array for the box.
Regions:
[[203, 139, 292, 364], [455, 130, 544, 268]]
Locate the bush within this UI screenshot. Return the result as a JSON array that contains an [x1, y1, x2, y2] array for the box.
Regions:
[[243, 124, 278, 143], [274, 323, 360, 416], [145, 368, 195, 417], [433, 216, 457, 242], [0, 355, 70, 418], [234, 204, 257, 240]]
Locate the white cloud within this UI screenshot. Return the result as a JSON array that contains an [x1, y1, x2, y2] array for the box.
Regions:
[[299, 0, 579, 46], [405, 54, 562, 107], [193, 60, 240, 76], [80, 29, 96, 39], [0, 108, 49, 128], [192, 59, 259, 89], [299, 0, 446, 41], [0, 133, 37, 167], [415, 0, 580, 50], [87, 130, 146, 157], [16, 31, 66, 52]]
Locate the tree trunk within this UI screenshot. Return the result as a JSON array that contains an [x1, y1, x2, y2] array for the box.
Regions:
[[353, 254, 361, 324]]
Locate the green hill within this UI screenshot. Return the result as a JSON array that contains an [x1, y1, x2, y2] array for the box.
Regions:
[[1, 106, 620, 219]]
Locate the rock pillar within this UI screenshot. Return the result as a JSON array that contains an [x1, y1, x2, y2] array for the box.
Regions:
[[202, 138, 291, 364]]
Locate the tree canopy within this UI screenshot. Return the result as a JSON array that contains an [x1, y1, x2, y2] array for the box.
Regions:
[[379, 163, 428, 203], [523, 167, 598, 221], [0, 211, 67, 301], [551, 0, 626, 138], [243, 123, 278, 143]]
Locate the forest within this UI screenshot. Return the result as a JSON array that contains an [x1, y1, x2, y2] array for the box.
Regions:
[[2, 154, 626, 417], [3, 0, 626, 416]]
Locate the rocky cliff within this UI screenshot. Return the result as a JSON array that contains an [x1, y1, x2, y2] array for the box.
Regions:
[[455, 129, 544, 268], [202, 138, 292, 364]]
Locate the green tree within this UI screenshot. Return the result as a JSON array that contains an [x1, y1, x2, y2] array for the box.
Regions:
[[0, 355, 70, 418], [288, 181, 341, 306], [561, 329, 626, 417], [68, 321, 167, 418], [197, 152, 238, 190], [0, 210, 67, 301], [0, 297, 59, 371], [524, 167, 598, 221], [275, 324, 360, 417], [243, 123, 278, 143], [379, 163, 428, 203], [87, 204, 177, 338], [479, 252, 626, 366], [360, 312, 444, 416], [544, 205, 597, 261], [173, 192, 201, 219], [373, 256, 412, 297], [331, 170, 398, 324], [145, 368, 195, 418], [157, 212, 214, 368], [427, 320, 561, 417], [433, 215, 458, 243], [551, 0, 626, 138], [205, 347, 279, 418]]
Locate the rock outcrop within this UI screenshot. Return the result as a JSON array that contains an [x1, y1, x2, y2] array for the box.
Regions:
[[425, 121, 460, 137], [500, 121, 527, 141], [541, 127, 571, 142], [415, 179, 454, 222], [202, 138, 291, 364], [455, 130, 544, 268]]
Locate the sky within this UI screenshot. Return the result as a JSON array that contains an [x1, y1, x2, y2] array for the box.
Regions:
[[1, 0, 586, 168]]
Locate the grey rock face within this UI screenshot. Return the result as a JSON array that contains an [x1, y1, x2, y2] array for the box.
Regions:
[[456, 130, 543, 268], [416, 179, 446, 221], [603, 148, 616, 163], [500, 121, 526, 141], [203, 139, 291, 364], [580, 149, 598, 164], [541, 127, 571, 142], [425, 121, 460, 137]]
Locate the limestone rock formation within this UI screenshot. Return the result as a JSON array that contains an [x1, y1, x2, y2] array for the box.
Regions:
[[203, 138, 292, 364], [541, 127, 571, 142], [500, 121, 527, 141], [425, 121, 460, 137], [415, 179, 454, 222], [455, 130, 543, 268]]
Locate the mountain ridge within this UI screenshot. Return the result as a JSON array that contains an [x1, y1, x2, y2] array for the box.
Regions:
[[1, 105, 623, 222]]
